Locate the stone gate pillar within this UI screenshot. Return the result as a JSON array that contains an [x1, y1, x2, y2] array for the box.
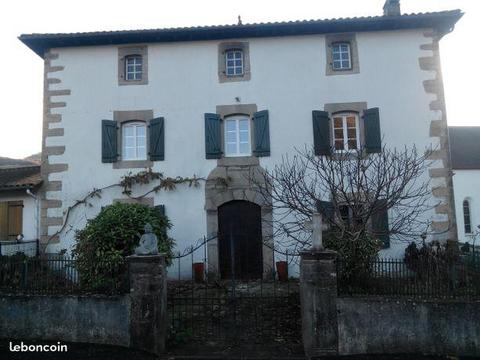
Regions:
[[127, 254, 167, 355], [300, 249, 338, 358]]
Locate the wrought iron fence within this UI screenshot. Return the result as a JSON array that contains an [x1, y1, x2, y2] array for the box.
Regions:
[[0, 254, 129, 295], [0, 239, 39, 257], [337, 257, 480, 299]]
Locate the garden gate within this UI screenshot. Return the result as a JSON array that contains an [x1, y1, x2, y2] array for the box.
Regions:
[[166, 233, 302, 355]]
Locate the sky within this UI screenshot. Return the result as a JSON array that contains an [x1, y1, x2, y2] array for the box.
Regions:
[[0, 0, 478, 159]]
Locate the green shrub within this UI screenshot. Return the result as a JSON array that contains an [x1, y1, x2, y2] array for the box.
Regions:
[[72, 203, 174, 291], [324, 231, 381, 281]]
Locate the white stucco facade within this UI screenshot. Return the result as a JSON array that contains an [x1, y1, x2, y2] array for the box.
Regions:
[[453, 170, 480, 245], [38, 27, 454, 276]]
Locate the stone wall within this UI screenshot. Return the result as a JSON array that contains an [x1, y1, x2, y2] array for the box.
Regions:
[[0, 294, 130, 346], [337, 297, 480, 357]]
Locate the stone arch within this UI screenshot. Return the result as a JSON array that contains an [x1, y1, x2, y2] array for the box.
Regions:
[[205, 157, 273, 278]]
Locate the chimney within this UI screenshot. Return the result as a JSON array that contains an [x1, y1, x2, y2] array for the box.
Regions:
[[383, 0, 401, 16]]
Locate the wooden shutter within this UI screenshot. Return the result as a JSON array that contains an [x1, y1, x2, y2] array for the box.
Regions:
[[7, 201, 23, 240], [312, 111, 331, 155], [0, 202, 7, 240], [155, 204, 166, 217], [149, 117, 165, 161], [363, 107, 382, 153], [204, 113, 222, 159], [316, 200, 334, 223], [372, 199, 390, 248], [253, 110, 270, 157], [101, 120, 118, 163]]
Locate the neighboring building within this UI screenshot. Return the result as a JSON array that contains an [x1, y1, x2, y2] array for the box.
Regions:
[[450, 126, 480, 245], [0, 158, 42, 255], [19, 0, 461, 276]]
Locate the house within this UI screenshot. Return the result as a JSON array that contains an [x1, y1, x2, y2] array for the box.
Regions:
[[19, 0, 461, 277], [0, 158, 42, 256], [450, 126, 480, 245]]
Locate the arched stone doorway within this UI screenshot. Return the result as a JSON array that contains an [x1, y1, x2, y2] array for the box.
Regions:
[[205, 157, 273, 279], [218, 200, 263, 279]]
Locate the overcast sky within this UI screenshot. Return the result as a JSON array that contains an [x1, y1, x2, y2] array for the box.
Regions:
[[0, 0, 478, 159]]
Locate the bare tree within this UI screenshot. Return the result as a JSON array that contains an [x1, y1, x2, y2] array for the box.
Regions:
[[251, 145, 435, 255]]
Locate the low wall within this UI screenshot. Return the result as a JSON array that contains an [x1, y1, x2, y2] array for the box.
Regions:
[[337, 297, 480, 357], [0, 294, 131, 346]]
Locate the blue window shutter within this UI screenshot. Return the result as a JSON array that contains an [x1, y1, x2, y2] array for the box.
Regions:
[[364, 107, 382, 153], [149, 117, 165, 161], [372, 199, 390, 248], [204, 113, 222, 159], [312, 111, 331, 156], [101, 120, 118, 163], [253, 110, 270, 157], [316, 200, 334, 223]]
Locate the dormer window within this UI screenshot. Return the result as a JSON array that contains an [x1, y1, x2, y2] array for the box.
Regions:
[[332, 43, 352, 70], [225, 49, 244, 76], [125, 55, 143, 81]]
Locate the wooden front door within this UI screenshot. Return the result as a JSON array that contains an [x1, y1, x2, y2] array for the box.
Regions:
[[218, 200, 263, 279]]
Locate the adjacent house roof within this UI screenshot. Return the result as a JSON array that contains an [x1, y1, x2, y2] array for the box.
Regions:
[[0, 165, 42, 192], [19, 10, 462, 58], [449, 126, 480, 170], [0, 157, 38, 169]]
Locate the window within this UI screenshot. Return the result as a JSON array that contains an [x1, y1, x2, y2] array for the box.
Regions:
[[225, 50, 244, 76], [125, 55, 142, 81], [0, 201, 23, 241], [118, 46, 148, 85], [224, 116, 251, 157], [332, 43, 352, 70], [332, 113, 360, 151], [218, 42, 251, 82], [122, 122, 147, 161], [463, 199, 472, 234]]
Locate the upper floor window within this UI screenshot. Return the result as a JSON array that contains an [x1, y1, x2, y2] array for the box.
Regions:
[[332, 43, 352, 70], [225, 49, 244, 76], [118, 45, 148, 86], [125, 55, 143, 81], [123, 122, 147, 161], [332, 113, 360, 151], [463, 199, 472, 234], [224, 116, 251, 157]]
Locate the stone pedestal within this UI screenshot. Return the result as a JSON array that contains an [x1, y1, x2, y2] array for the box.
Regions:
[[300, 250, 338, 358], [127, 254, 166, 356]]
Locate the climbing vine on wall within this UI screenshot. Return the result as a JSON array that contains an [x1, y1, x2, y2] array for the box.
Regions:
[[47, 169, 229, 246]]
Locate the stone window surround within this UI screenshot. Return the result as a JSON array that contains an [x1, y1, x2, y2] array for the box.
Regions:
[[324, 102, 367, 154], [218, 41, 251, 83], [114, 197, 154, 207], [118, 45, 148, 86], [325, 33, 360, 76], [216, 104, 257, 164], [113, 110, 154, 169]]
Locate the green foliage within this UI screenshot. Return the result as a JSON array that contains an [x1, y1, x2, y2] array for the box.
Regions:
[[324, 231, 381, 281], [72, 203, 174, 291]]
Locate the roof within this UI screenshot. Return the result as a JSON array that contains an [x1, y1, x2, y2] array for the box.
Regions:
[[0, 157, 38, 169], [19, 10, 463, 58], [0, 166, 42, 192], [449, 126, 480, 170]]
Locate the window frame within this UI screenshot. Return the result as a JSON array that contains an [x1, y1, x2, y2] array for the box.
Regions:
[[331, 42, 352, 71], [118, 45, 148, 86], [223, 115, 252, 157], [463, 199, 473, 235], [332, 112, 361, 152], [218, 42, 251, 83], [325, 33, 359, 76], [122, 121, 147, 161], [125, 54, 143, 81], [225, 49, 244, 77]]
